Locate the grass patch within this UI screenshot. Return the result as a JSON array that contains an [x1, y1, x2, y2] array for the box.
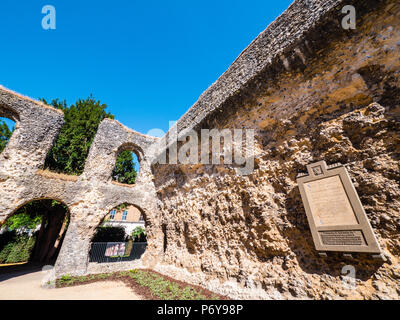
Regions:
[[127, 269, 207, 300], [56, 269, 226, 300], [58, 273, 112, 286]]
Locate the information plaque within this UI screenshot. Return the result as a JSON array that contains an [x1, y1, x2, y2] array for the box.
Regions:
[[297, 161, 381, 255]]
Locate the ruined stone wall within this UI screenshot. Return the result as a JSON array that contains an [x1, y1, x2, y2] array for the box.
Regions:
[[151, 0, 400, 299], [0, 88, 164, 276]]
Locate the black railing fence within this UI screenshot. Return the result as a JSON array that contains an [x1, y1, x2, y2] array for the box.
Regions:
[[89, 242, 147, 263]]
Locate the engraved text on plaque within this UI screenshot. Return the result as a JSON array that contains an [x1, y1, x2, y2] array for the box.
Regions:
[[297, 161, 381, 254]]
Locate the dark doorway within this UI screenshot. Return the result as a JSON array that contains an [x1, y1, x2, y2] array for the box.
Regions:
[[0, 199, 70, 266]]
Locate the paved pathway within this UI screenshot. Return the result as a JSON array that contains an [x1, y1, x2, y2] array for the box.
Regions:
[[0, 268, 142, 300]]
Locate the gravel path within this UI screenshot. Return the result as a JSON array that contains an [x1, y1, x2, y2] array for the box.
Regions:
[[0, 269, 143, 300]]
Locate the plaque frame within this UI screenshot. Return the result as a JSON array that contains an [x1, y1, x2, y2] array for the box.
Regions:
[[297, 161, 381, 254]]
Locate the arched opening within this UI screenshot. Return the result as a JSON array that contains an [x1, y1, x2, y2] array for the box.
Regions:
[[112, 149, 140, 185], [89, 203, 147, 263], [0, 199, 70, 267], [0, 116, 15, 154]]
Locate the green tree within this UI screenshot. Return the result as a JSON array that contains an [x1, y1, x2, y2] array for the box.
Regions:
[[112, 150, 137, 184], [0, 200, 68, 264], [41, 96, 137, 184], [4, 212, 42, 231], [92, 226, 126, 242], [0, 119, 13, 153], [41, 96, 114, 175], [131, 226, 146, 242]]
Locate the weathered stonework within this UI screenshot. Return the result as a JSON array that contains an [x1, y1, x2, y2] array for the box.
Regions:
[[150, 0, 400, 299], [0, 87, 163, 276], [0, 0, 399, 299]]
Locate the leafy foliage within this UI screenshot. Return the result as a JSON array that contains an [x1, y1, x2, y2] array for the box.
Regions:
[[0, 200, 69, 263], [92, 226, 126, 242], [112, 150, 137, 184], [0, 119, 13, 153], [0, 232, 36, 264], [114, 203, 129, 211], [41, 96, 114, 175], [4, 212, 42, 231], [131, 226, 146, 242], [3, 199, 67, 232], [0, 230, 17, 251], [40, 96, 137, 183]]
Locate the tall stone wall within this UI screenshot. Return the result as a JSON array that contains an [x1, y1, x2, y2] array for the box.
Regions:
[[150, 0, 400, 299]]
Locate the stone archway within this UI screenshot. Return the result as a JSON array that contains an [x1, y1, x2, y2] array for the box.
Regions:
[[88, 202, 148, 265], [0, 198, 70, 265], [111, 144, 142, 186], [0, 113, 16, 155]]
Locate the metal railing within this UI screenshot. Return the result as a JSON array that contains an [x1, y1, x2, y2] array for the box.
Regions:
[[89, 241, 147, 263]]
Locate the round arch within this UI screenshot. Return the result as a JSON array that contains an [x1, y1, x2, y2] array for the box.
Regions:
[[0, 107, 18, 156], [116, 142, 144, 163], [112, 143, 143, 185], [0, 104, 20, 123], [88, 202, 148, 263]]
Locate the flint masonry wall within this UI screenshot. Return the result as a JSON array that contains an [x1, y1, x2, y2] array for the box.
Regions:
[[150, 0, 400, 299], [0, 87, 163, 276], [0, 0, 399, 300]]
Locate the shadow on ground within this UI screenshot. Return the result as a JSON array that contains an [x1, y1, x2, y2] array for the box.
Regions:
[[0, 262, 48, 282]]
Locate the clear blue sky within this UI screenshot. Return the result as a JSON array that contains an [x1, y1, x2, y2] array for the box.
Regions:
[[0, 0, 292, 135]]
